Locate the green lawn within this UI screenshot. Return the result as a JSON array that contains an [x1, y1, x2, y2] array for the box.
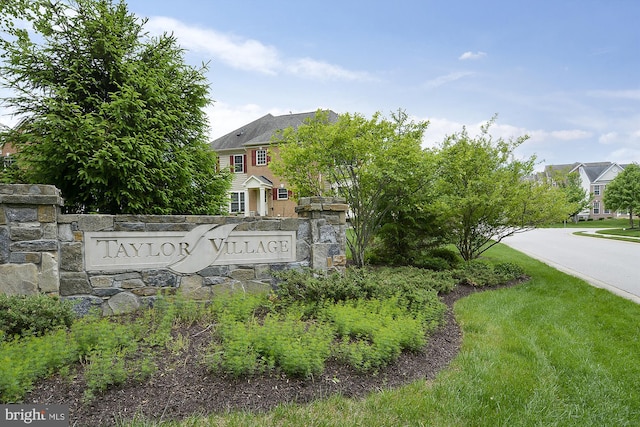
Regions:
[[548, 218, 632, 228], [596, 228, 640, 238], [125, 243, 640, 426]]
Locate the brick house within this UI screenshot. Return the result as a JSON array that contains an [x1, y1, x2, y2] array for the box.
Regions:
[[210, 111, 339, 217]]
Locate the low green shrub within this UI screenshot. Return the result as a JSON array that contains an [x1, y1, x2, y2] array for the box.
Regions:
[[274, 266, 457, 308], [325, 297, 432, 373], [83, 351, 129, 401], [454, 260, 525, 287], [273, 268, 371, 304], [454, 261, 497, 287], [427, 247, 463, 267], [0, 294, 75, 340], [0, 329, 78, 402], [412, 256, 451, 271], [493, 262, 525, 282], [71, 317, 138, 355], [82, 348, 158, 403], [210, 320, 263, 377], [209, 312, 334, 378], [210, 292, 270, 322], [412, 247, 463, 271], [372, 266, 457, 295]]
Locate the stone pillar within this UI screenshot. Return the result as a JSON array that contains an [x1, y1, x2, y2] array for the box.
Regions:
[[295, 196, 349, 271], [0, 184, 64, 295]]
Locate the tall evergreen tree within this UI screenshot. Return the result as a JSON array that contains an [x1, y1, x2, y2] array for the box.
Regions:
[[0, 0, 230, 214]]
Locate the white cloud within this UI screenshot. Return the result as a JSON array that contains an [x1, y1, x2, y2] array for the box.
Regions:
[[288, 58, 373, 81], [421, 116, 595, 149], [423, 71, 474, 89], [459, 51, 487, 60], [599, 132, 618, 144], [145, 16, 371, 81], [146, 16, 281, 74], [420, 117, 463, 147], [205, 102, 267, 139], [420, 116, 526, 146], [608, 148, 640, 164], [587, 90, 640, 100], [548, 129, 592, 140]]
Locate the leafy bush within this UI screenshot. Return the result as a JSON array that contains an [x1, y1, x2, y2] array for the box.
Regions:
[[325, 297, 433, 373], [210, 292, 270, 322], [493, 262, 525, 282], [208, 312, 334, 378], [71, 317, 138, 355], [0, 329, 78, 402], [273, 268, 370, 304], [426, 247, 462, 267], [83, 351, 129, 401], [454, 261, 497, 287], [454, 260, 526, 287], [274, 266, 457, 307], [412, 256, 451, 271], [371, 266, 457, 296], [0, 294, 75, 340]]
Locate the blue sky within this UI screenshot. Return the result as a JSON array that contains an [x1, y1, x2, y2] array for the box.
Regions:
[[2, 0, 639, 168]]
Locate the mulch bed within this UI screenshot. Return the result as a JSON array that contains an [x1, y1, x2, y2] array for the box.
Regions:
[[25, 283, 514, 426]]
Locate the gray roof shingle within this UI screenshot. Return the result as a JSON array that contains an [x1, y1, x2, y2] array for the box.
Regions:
[[210, 110, 338, 151]]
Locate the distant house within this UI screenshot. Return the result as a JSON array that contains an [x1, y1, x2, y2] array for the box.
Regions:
[[542, 161, 628, 220], [0, 122, 18, 169], [210, 111, 339, 217]]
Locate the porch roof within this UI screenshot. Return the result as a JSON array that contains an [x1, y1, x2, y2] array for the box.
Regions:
[[242, 175, 273, 189]]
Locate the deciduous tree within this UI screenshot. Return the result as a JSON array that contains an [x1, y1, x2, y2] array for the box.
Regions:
[[434, 117, 572, 261], [0, 0, 230, 214], [603, 163, 640, 228], [270, 110, 429, 267], [546, 169, 591, 223], [561, 171, 591, 222]]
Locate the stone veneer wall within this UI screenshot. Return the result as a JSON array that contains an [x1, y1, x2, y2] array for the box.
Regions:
[[0, 184, 348, 315]]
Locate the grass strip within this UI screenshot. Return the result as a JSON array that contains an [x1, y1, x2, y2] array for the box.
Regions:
[[574, 231, 640, 244]]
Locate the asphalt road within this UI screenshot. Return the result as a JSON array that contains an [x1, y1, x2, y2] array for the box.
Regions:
[[501, 228, 640, 304]]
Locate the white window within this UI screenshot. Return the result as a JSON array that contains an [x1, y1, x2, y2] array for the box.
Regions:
[[230, 192, 245, 213], [277, 188, 289, 200], [233, 155, 244, 173], [593, 185, 600, 196], [256, 149, 267, 166], [593, 200, 600, 215]]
